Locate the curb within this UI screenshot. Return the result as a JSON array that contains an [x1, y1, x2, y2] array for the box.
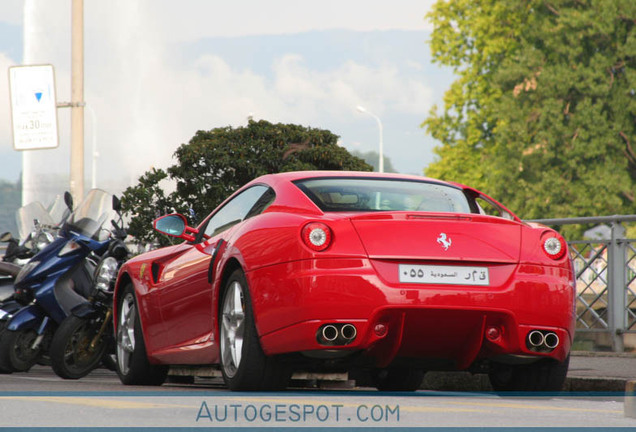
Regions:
[[421, 372, 629, 393], [571, 350, 636, 358], [565, 376, 628, 393]]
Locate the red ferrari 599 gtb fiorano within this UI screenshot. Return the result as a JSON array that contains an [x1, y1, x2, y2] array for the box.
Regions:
[[113, 171, 575, 391]]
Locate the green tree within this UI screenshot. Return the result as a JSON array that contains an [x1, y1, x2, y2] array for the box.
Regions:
[[122, 120, 371, 245], [350, 150, 398, 173], [424, 0, 530, 188], [424, 0, 636, 229]]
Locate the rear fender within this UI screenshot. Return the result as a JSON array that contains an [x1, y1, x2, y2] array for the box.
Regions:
[[6, 305, 46, 332], [70, 302, 98, 319], [0, 301, 22, 321]]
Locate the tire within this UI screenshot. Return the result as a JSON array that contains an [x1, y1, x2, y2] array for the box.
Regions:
[[220, 269, 289, 391], [0, 328, 43, 372], [372, 367, 425, 391], [115, 284, 167, 385], [488, 355, 570, 392], [50, 315, 109, 379], [0, 329, 13, 373]]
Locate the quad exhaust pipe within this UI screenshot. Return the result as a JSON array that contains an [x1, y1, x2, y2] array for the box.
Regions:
[[528, 330, 545, 347], [317, 323, 357, 346], [527, 329, 559, 352], [321, 325, 339, 342], [341, 324, 357, 340], [544, 332, 559, 349]]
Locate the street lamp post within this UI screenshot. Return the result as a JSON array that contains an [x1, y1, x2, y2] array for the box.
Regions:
[[356, 105, 384, 173], [70, 0, 85, 201]]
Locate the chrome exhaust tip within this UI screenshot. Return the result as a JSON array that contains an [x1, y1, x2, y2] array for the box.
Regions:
[[544, 332, 559, 349], [528, 330, 545, 347], [340, 324, 357, 341], [321, 325, 339, 342]]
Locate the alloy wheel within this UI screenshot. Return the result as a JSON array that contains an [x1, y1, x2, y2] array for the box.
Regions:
[[220, 280, 245, 378], [117, 292, 136, 375]]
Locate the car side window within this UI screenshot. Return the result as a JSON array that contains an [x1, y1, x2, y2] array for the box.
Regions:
[[202, 185, 273, 238], [474, 195, 514, 220], [245, 187, 276, 219]]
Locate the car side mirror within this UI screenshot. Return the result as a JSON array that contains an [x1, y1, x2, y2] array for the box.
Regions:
[[153, 214, 199, 242]]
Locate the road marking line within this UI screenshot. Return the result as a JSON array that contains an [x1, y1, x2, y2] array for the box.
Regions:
[[220, 397, 490, 413], [0, 396, 193, 409], [0, 396, 621, 415], [446, 400, 623, 414]]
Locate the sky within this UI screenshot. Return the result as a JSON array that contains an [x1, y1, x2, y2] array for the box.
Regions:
[[0, 0, 452, 203]]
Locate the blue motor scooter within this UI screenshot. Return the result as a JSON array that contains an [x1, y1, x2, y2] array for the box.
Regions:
[[0, 189, 119, 373], [0, 192, 74, 306]]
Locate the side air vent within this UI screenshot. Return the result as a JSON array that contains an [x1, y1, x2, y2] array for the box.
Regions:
[[151, 263, 161, 283]]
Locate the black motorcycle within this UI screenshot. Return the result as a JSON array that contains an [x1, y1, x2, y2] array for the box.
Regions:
[[48, 196, 128, 379]]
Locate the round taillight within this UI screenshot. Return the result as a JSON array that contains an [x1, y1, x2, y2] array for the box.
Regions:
[[543, 236, 565, 259], [302, 223, 332, 251]]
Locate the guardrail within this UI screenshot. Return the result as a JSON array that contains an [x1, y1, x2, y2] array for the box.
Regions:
[[528, 215, 636, 352]]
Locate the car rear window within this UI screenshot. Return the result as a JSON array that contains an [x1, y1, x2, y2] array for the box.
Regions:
[[294, 177, 472, 213]]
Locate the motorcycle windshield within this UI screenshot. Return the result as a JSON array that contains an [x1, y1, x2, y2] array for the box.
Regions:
[[64, 189, 116, 241], [16, 202, 56, 240], [47, 194, 71, 226]]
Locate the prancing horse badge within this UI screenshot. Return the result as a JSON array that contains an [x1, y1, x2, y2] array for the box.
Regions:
[[437, 233, 452, 251]]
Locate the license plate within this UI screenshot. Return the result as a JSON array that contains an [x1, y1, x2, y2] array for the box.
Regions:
[[398, 264, 490, 286]]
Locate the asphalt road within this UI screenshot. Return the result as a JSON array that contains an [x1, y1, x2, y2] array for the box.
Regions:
[[0, 365, 635, 428]]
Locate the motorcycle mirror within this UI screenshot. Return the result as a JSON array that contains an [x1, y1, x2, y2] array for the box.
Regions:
[[64, 191, 74, 211], [0, 232, 13, 242], [112, 195, 121, 213]]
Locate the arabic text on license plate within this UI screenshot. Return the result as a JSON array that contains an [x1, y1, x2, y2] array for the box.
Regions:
[[398, 264, 490, 286]]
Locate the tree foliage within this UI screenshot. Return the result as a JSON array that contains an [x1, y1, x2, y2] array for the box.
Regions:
[[121, 120, 371, 245], [424, 0, 636, 230], [350, 150, 398, 173]]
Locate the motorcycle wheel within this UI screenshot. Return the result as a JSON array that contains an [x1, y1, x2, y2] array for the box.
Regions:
[[115, 283, 167, 385], [50, 315, 109, 379], [0, 328, 42, 372], [0, 329, 12, 373]]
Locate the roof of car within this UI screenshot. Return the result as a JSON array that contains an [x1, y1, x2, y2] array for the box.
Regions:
[[244, 171, 519, 222], [252, 170, 459, 187]]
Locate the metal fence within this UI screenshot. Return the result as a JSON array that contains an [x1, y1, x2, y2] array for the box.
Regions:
[[529, 215, 636, 352]]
